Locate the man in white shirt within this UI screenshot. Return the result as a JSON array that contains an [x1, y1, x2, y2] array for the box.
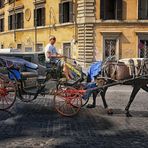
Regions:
[[44, 35, 72, 80], [45, 35, 63, 62]]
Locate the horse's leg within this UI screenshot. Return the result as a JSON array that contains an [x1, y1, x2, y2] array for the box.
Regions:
[[100, 88, 108, 108], [100, 87, 113, 114], [125, 86, 140, 117], [142, 85, 148, 92], [86, 91, 98, 108]]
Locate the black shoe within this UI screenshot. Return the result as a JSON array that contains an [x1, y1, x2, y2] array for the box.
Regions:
[[86, 104, 96, 108]]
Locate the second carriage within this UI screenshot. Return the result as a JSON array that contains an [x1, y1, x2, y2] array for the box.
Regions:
[[0, 56, 87, 117]]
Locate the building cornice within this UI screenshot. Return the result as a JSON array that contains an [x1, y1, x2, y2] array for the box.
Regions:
[[0, 23, 74, 35], [8, 4, 24, 12], [33, 0, 46, 5]]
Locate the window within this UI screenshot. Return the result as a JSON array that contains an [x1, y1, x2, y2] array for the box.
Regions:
[[8, 15, 14, 30], [25, 47, 32, 52], [0, 0, 4, 8], [59, 1, 73, 23], [17, 44, 22, 50], [34, 8, 45, 27], [0, 18, 4, 32], [101, 32, 121, 60], [100, 0, 122, 20], [36, 43, 43, 51], [63, 43, 71, 58], [8, 12, 24, 30], [138, 40, 148, 58], [104, 39, 117, 59], [16, 13, 24, 29], [138, 0, 148, 19]]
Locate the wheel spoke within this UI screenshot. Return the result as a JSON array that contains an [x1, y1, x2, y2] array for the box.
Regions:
[[4, 96, 10, 105], [58, 101, 66, 110], [54, 86, 82, 117]]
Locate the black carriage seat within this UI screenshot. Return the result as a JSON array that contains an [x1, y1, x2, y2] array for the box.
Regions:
[[21, 63, 39, 78], [21, 71, 38, 78]]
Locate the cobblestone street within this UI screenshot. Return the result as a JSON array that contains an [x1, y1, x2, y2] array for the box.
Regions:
[[0, 85, 148, 148]]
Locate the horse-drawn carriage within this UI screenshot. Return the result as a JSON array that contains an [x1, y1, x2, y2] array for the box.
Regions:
[[0, 56, 148, 117], [0, 56, 87, 117]]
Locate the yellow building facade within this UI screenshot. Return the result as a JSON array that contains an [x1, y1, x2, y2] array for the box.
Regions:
[[0, 0, 148, 66], [95, 0, 148, 61], [0, 0, 78, 58]]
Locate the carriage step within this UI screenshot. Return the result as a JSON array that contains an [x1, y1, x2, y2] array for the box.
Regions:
[[37, 76, 46, 83]]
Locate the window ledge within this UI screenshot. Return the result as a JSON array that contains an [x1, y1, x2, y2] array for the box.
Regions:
[[96, 19, 148, 24], [56, 22, 74, 27], [97, 20, 122, 23], [33, 0, 46, 5]]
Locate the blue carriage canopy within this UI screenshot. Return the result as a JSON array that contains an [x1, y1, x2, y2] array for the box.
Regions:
[[87, 61, 102, 81], [0, 56, 38, 70]]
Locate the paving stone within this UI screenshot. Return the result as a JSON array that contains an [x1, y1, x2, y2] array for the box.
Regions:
[[0, 86, 148, 147]]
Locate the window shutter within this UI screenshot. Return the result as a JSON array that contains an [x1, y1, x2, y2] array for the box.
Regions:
[[138, 0, 142, 19], [116, 0, 123, 20], [100, 0, 105, 20], [34, 9, 37, 27], [0, 20, 1, 32], [15, 14, 17, 29], [3, 19, 5, 31], [42, 7, 45, 26], [69, 1, 73, 22], [12, 14, 16, 29], [21, 12, 24, 28], [59, 3, 63, 23], [8, 16, 10, 30]]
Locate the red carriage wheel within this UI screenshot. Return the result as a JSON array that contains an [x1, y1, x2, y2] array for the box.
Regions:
[[54, 86, 82, 117], [0, 75, 16, 110]]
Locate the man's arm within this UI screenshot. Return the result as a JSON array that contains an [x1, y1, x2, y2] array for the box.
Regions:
[[47, 51, 64, 58]]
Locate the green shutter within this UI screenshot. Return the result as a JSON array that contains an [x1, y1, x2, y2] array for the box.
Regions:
[[100, 0, 105, 20], [21, 12, 24, 28], [0, 19, 1, 32], [12, 14, 16, 30], [116, 0, 123, 20], [138, 0, 142, 19], [59, 3, 63, 23], [69, 1, 73, 22], [42, 7, 45, 26], [8, 15, 10, 30], [34, 9, 37, 27]]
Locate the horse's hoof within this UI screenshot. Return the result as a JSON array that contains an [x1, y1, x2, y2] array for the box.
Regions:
[[126, 112, 132, 117], [86, 104, 96, 108], [107, 109, 113, 115]]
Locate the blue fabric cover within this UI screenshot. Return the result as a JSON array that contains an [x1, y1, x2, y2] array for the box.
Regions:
[[0, 56, 38, 70], [87, 61, 102, 81], [9, 69, 21, 80]]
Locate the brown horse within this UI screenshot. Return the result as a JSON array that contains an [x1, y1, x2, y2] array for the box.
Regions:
[[89, 58, 148, 117]]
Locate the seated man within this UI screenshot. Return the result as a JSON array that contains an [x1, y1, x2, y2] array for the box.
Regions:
[[44, 35, 72, 80]]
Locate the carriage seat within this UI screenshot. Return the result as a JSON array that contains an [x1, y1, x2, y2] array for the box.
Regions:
[[21, 71, 38, 78]]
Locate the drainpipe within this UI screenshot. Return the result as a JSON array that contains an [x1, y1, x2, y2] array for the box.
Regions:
[[13, 0, 16, 42], [34, 0, 37, 51], [84, 0, 86, 67]]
